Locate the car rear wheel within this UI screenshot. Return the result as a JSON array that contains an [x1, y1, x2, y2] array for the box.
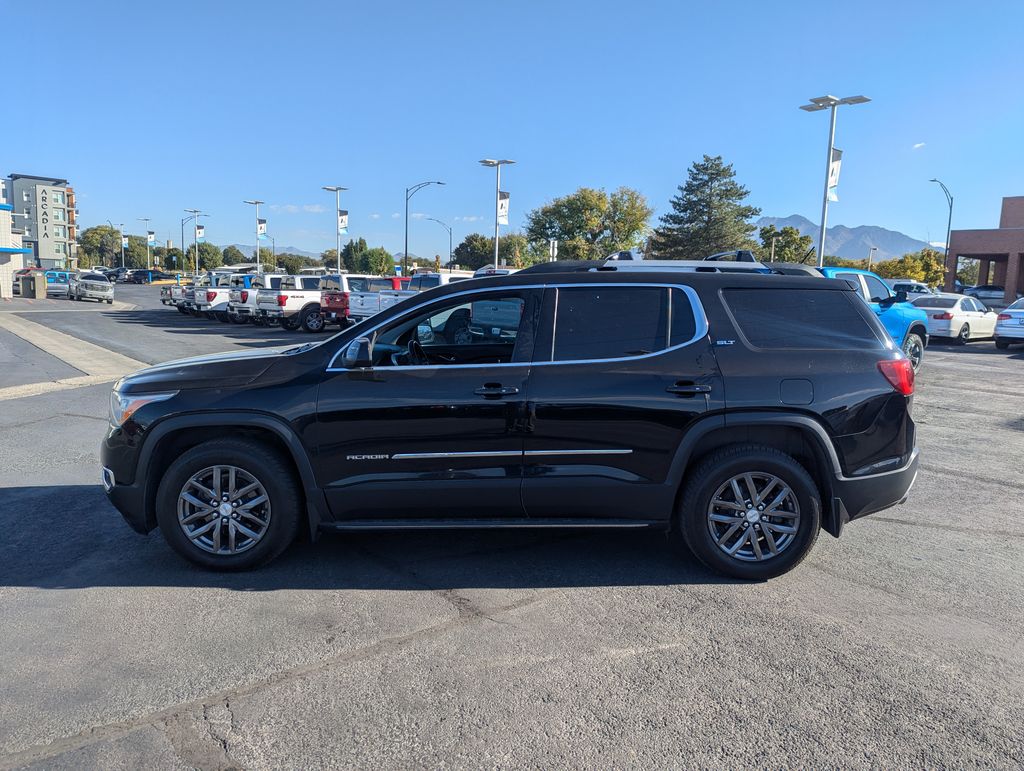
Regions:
[[215, 311, 231, 323], [300, 307, 325, 333], [229, 312, 248, 325], [675, 444, 821, 580], [995, 338, 1009, 350], [902, 332, 924, 371], [280, 315, 300, 331], [955, 324, 970, 345], [155, 439, 301, 570]]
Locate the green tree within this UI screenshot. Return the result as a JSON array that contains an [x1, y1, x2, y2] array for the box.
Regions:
[[184, 242, 223, 271], [525, 186, 653, 261], [338, 238, 370, 273], [365, 247, 394, 276], [222, 245, 247, 264], [124, 235, 150, 269], [651, 155, 761, 259], [159, 247, 184, 271], [872, 248, 947, 286], [452, 233, 494, 270], [756, 225, 814, 263], [77, 225, 121, 267]]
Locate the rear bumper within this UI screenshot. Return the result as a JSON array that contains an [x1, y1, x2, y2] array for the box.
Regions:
[[827, 448, 919, 536], [994, 324, 1024, 340]]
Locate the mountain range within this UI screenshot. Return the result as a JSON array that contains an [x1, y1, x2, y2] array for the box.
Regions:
[[755, 215, 931, 261], [225, 244, 320, 259]]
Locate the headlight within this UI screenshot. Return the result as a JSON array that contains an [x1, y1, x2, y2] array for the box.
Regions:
[[109, 390, 177, 426]]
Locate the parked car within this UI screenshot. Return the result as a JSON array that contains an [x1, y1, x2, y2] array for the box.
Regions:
[[44, 270, 72, 296], [101, 267, 918, 580], [994, 298, 1024, 349], [966, 284, 1022, 309], [228, 273, 285, 325], [68, 272, 115, 304], [348, 271, 473, 324], [817, 267, 930, 370], [254, 274, 323, 331], [886, 279, 937, 299], [911, 294, 997, 344]]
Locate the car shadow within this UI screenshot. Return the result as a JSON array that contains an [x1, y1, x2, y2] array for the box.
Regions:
[[101, 308, 336, 348], [0, 485, 730, 591]]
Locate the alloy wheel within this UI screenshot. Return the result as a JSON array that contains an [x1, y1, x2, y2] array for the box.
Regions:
[[706, 472, 801, 562], [177, 465, 272, 555], [903, 335, 924, 370]]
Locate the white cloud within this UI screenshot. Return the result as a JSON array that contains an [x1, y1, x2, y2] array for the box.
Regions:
[[303, 204, 326, 213], [454, 215, 483, 223], [411, 212, 427, 220], [912, 142, 926, 150], [268, 203, 325, 214], [391, 212, 401, 219], [369, 213, 381, 220]]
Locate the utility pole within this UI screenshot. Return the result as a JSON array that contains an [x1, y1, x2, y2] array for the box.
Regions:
[[867, 246, 878, 270], [479, 159, 515, 268], [426, 218, 453, 272], [404, 181, 444, 276], [322, 186, 348, 277], [138, 217, 151, 272], [243, 200, 264, 272], [770, 236, 779, 262]]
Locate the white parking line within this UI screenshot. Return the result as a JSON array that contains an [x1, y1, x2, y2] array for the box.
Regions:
[[0, 314, 148, 401]]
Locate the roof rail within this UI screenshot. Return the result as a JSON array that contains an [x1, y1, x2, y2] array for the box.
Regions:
[[600, 259, 775, 274]]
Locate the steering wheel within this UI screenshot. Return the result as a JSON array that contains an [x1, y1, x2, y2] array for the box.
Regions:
[[407, 338, 428, 366]]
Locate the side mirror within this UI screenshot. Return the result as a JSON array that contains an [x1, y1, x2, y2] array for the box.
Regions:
[[342, 337, 372, 368], [416, 323, 435, 344], [880, 290, 907, 306]]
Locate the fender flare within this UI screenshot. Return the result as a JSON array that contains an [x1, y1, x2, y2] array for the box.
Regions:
[[138, 411, 327, 537]]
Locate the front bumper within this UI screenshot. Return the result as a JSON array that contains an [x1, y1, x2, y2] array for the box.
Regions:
[[81, 290, 114, 300], [827, 448, 919, 536]]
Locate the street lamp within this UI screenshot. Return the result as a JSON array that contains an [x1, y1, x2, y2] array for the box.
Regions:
[[243, 200, 264, 272], [799, 95, 870, 267], [479, 159, 515, 268], [930, 179, 953, 261], [137, 217, 151, 271], [107, 220, 125, 269], [182, 210, 209, 275], [404, 181, 445, 276], [322, 186, 348, 277], [426, 217, 453, 272], [867, 246, 878, 270]]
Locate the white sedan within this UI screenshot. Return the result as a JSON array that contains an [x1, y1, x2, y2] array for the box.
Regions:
[[912, 293, 998, 344], [995, 298, 1024, 349]]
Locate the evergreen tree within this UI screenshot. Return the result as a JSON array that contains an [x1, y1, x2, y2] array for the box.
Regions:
[[651, 155, 760, 259]]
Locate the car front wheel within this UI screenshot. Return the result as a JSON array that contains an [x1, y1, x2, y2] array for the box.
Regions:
[[155, 439, 301, 570], [676, 444, 821, 580], [902, 332, 924, 371]]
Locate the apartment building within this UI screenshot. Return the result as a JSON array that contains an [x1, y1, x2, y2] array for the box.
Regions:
[[5, 173, 78, 268]]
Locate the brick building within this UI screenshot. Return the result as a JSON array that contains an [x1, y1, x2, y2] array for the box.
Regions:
[[945, 196, 1024, 303]]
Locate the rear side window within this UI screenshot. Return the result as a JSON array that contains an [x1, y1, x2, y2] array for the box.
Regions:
[[410, 275, 440, 290], [863, 275, 891, 303], [347, 277, 370, 292], [723, 288, 884, 350], [300, 277, 320, 290], [368, 278, 392, 291], [550, 287, 697, 362]]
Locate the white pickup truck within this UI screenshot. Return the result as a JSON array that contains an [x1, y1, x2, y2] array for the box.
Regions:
[[347, 272, 472, 322], [254, 275, 324, 332], [193, 273, 243, 321], [228, 273, 285, 325]]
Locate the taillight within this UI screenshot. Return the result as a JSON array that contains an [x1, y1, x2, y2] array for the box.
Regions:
[[340, 291, 350, 312], [878, 359, 914, 396], [998, 313, 1011, 320], [276, 294, 288, 306], [206, 291, 217, 302], [240, 290, 249, 303], [933, 312, 953, 320]]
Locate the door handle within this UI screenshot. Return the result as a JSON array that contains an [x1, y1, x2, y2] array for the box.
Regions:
[[474, 384, 520, 398], [666, 382, 711, 396]]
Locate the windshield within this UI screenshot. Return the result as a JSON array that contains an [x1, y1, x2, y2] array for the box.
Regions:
[[82, 273, 108, 282]]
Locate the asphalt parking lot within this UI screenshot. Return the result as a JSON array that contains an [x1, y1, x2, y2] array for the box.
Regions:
[[0, 285, 1022, 768]]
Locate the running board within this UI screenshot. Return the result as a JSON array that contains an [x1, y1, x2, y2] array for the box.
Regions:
[[318, 517, 664, 532]]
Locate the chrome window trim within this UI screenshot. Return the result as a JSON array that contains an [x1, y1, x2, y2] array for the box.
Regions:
[[389, 449, 634, 460], [325, 282, 710, 372]]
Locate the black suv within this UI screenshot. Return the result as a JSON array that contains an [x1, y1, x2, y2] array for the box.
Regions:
[[102, 266, 919, 579]]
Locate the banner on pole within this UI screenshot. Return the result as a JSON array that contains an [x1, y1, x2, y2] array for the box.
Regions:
[[146, 231, 155, 245], [195, 224, 205, 242], [257, 218, 267, 236], [337, 209, 349, 235], [121, 236, 128, 248], [497, 191, 510, 225], [827, 148, 843, 202]]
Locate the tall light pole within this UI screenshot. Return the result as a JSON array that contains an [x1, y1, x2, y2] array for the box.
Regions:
[[930, 179, 953, 261], [137, 217, 151, 271], [867, 246, 878, 270], [322, 186, 347, 277], [426, 217, 453, 272], [243, 200, 264, 272], [107, 220, 125, 269], [183, 209, 208, 275], [479, 159, 515, 268], [404, 181, 445, 276], [799, 95, 870, 267], [270, 235, 276, 263]]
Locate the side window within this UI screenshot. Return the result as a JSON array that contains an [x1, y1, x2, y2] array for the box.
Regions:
[[549, 286, 693, 362], [834, 272, 865, 298], [371, 291, 533, 367], [863, 275, 892, 303]]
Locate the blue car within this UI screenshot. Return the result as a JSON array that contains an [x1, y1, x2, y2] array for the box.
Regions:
[[818, 267, 929, 370]]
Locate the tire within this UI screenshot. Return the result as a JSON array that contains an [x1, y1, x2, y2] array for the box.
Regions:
[[995, 338, 1009, 350], [300, 306, 325, 333], [176, 305, 189, 315], [215, 311, 231, 323], [675, 444, 821, 580], [155, 439, 301, 570], [229, 312, 248, 325], [955, 324, 970, 345], [902, 332, 925, 371], [280, 315, 300, 331], [106, 299, 113, 305]]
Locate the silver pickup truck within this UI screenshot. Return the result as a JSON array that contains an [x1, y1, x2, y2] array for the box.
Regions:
[[254, 275, 324, 331]]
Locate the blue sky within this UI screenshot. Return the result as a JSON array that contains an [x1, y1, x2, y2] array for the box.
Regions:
[[6, 0, 1023, 258]]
